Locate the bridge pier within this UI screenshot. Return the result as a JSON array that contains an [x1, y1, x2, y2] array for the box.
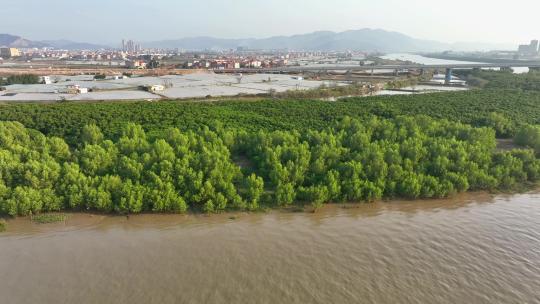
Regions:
[[345, 70, 352, 81], [393, 69, 399, 77], [445, 68, 453, 85]]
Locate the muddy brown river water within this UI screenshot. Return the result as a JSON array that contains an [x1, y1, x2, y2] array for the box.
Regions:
[[1, 191, 539, 304]]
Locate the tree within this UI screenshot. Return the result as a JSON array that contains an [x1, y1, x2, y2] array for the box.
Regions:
[[203, 200, 215, 213], [5, 186, 44, 216], [0, 181, 12, 216], [118, 180, 145, 213], [148, 180, 187, 213], [78, 144, 115, 176], [81, 124, 104, 145], [339, 161, 364, 201], [117, 156, 143, 181], [324, 170, 341, 201], [515, 125, 540, 155], [398, 174, 422, 199], [86, 185, 113, 212], [47, 137, 71, 161], [485, 112, 514, 138], [245, 174, 264, 210], [299, 185, 329, 211], [420, 175, 439, 198], [275, 182, 295, 206], [58, 163, 89, 210]]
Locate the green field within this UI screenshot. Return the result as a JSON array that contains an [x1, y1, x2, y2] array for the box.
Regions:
[[0, 89, 539, 143]]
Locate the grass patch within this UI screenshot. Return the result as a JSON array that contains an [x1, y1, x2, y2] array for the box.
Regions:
[[31, 213, 68, 224], [0, 219, 6, 232]]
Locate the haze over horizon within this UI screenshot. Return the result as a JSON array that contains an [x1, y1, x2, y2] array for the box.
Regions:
[[1, 0, 538, 46]]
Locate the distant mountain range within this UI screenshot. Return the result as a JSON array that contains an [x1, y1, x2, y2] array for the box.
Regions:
[[0, 29, 516, 52], [145, 29, 516, 52], [0, 34, 108, 50], [0, 34, 47, 48], [146, 29, 442, 52]]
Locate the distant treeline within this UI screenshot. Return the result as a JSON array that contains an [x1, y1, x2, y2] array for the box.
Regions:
[[0, 74, 41, 86], [458, 69, 540, 91], [270, 82, 371, 99]]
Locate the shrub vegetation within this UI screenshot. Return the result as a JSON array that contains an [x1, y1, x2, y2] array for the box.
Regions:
[[0, 116, 538, 216]]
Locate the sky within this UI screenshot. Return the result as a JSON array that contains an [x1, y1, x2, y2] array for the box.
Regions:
[[1, 0, 538, 46]]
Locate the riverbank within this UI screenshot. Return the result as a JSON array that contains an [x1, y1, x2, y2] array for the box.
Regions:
[[422, 53, 529, 65], [2, 186, 538, 234], [1, 194, 484, 234]]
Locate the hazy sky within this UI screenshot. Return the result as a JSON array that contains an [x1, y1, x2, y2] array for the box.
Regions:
[[1, 0, 537, 45]]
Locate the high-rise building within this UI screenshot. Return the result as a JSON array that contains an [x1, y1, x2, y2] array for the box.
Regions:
[[123, 40, 139, 53], [121, 39, 142, 54], [121, 39, 136, 53], [517, 40, 540, 57], [531, 40, 539, 52]]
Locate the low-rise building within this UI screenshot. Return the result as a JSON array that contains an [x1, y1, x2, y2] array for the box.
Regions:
[[41, 76, 52, 84], [62, 84, 88, 94], [200, 61, 211, 68], [225, 62, 240, 69], [126, 60, 147, 69], [143, 84, 165, 92], [249, 60, 262, 68]]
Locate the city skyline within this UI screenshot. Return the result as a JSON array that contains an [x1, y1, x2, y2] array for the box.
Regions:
[[0, 0, 538, 45]]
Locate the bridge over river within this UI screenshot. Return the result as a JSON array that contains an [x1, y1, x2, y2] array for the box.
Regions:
[[215, 61, 540, 84]]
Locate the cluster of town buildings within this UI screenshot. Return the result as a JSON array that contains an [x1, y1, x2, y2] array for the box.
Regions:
[[0, 45, 313, 70], [1, 40, 372, 72], [181, 55, 288, 70], [0, 47, 126, 61], [175, 50, 364, 70]]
